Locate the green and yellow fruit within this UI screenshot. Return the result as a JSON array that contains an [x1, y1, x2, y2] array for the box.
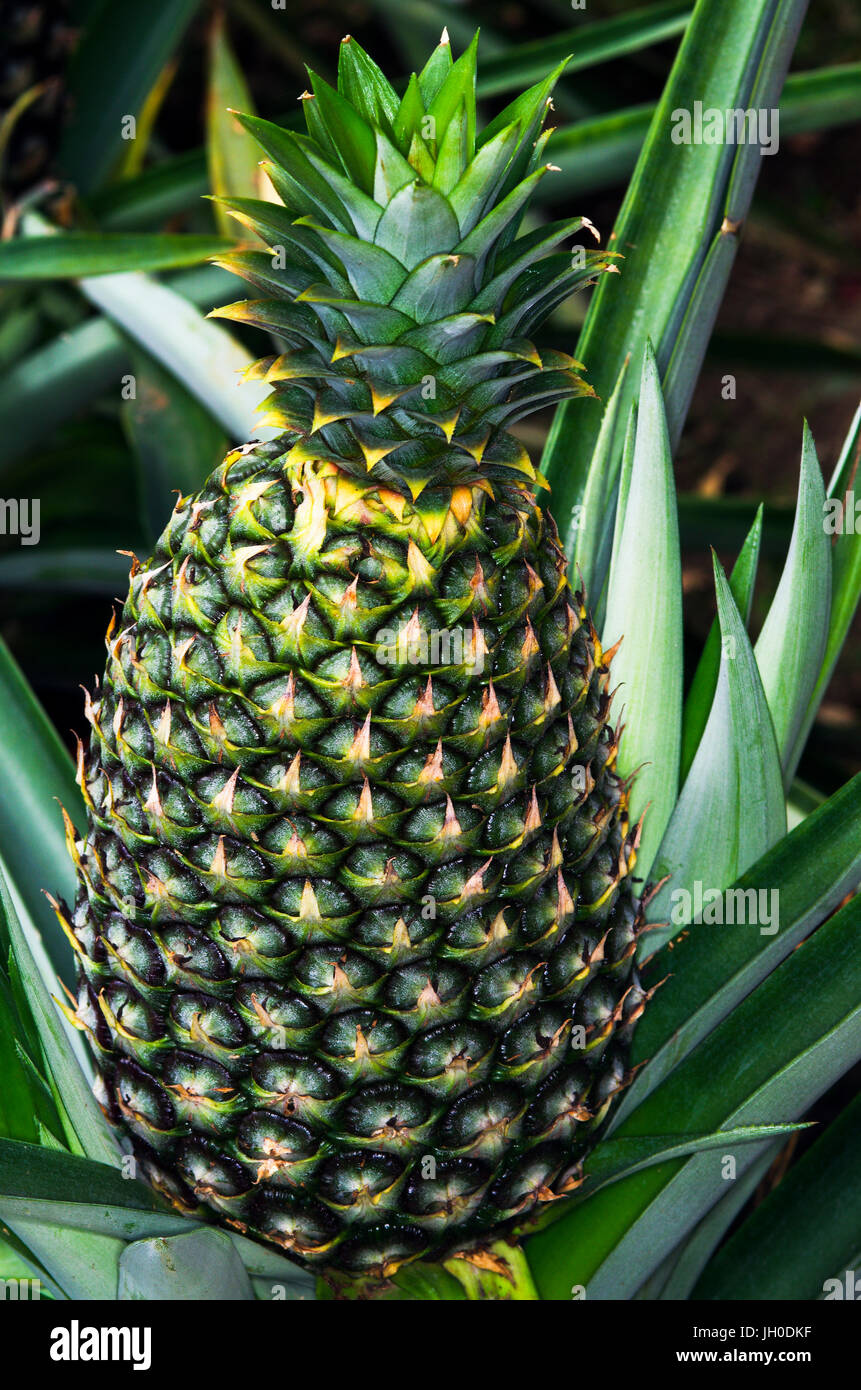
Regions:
[[57, 33, 648, 1279]]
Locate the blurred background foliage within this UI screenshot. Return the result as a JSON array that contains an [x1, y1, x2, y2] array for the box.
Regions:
[[0, 0, 858, 798]]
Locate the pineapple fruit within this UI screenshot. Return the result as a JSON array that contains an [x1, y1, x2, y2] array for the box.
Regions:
[[58, 33, 648, 1279]]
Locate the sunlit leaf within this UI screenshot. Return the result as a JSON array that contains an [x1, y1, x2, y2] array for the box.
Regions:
[[207, 13, 268, 237]]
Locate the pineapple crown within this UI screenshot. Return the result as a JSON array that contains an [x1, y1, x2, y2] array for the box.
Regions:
[[212, 31, 615, 504]]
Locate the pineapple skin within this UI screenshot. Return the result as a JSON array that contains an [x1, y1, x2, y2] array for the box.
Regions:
[[61, 438, 644, 1275], [55, 35, 650, 1279]]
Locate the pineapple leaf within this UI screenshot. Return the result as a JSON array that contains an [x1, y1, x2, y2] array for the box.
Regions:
[[0, 234, 230, 280], [228, 1232, 318, 1291], [661, 227, 740, 435], [479, 58, 567, 158], [432, 99, 470, 196], [297, 290, 415, 343], [390, 253, 477, 320], [789, 399, 861, 774], [680, 503, 763, 783], [471, 216, 590, 314], [455, 167, 555, 274], [417, 31, 455, 110], [0, 1227, 61, 1295], [206, 13, 262, 237], [393, 72, 427, 155], [615, 771, 861, 1126], [118, 1230, 256, 1301], [300, 145, 384, 241], [0, 971, 45, 1143], [74, 259, 269, 442], [0, 867, 117, 1165], [693, 1095, 861, 1299], [754, 423, 831, 789], [0, 636, 82, 977], [602, 342, 683, 884], [542, 0, 809, 548], [236, 116, 348, 227], [426, 32, 480, 166], [527, 892, 861, 1300], [649, 1145, 779, 1299], [373, 128, 418, 204], [402, 312, 495, 364], [373, 181, 460, 269], [0, 1138, 173, 1227], [600, 404, 637, 631], [645, 555, 785, 951], [559, 1123, 807, 1207], [543, 62, 861, 204], [448, 123, 521, 236], [572, 358, 629, 606], [307, 71, 378, 195], [300, 222, 407, 303], [337, 36, 400, 136], [476, 1, 691, 98], [2, 1217, 123, 1301]]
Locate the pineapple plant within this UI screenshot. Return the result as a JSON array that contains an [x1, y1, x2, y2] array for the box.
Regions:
[[56, 33, 648, 1279], [0, 1, 859, 1308]]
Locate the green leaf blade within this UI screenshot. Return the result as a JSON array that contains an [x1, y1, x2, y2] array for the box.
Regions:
[[0, 234, 230, 281], [601, 343, 682, 883], [754, 423, 831, 786], [680, 504, 763, 783]]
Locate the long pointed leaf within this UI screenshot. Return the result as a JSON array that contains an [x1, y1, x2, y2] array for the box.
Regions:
[[694, 1095, 861, 1300], [680, 505, 763, 782], [789, 400, 861, 771], [0, 868, 117, 1164], [646, 557, 785, 951], [0, 234, 229, 280], [571, 358, 629, 603], [543, 0, 810, 554], [0, 635, 82, 973], [754, 423, 831, 785], [207, 13, 264, 235], [614, 771, 861, 1126], [602, 343, 682, 882], [526, 892, 861, 1299]]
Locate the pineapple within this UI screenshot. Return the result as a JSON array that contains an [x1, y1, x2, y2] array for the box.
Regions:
[[58, 33, 647, 1280]]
